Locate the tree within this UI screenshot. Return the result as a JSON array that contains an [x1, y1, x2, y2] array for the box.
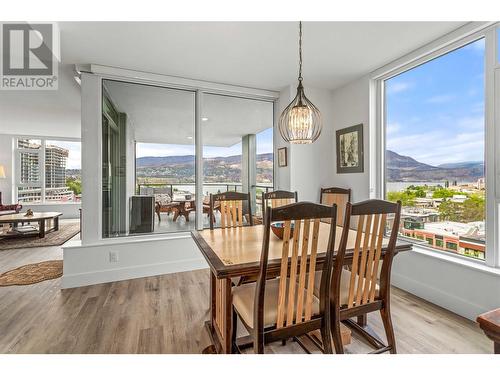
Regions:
[[66, 178, 81, 195], [433, 188, 455, 199]]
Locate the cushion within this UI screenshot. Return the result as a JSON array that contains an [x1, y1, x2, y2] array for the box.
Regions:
[[155, 194, 172, 205], [313, 267, 380, 306], [232, 278, 320, 329]]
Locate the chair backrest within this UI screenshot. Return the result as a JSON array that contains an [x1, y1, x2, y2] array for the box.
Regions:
[[261, 190, 298, 216], [209, 191, 253, 230], [320, 187, 351, 225], [333, 199, 401, 309], [255, 202, 338, 332]]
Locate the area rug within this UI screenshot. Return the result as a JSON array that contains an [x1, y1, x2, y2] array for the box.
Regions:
[[0, 260, 63, 286], [0, 222, 80, 251]]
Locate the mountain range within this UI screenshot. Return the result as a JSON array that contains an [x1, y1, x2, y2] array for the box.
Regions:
[[136, 152, 274, 183], [386, 150, 484, 182]]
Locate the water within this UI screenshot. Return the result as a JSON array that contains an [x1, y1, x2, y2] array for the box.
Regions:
[[386, 181, 447, 192]]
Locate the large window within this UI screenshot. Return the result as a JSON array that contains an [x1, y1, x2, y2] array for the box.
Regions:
[[15, 138, 81, 204], [384, 38, 486, 260]]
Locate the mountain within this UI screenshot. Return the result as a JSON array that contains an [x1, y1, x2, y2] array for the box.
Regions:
[[136, 152, 274, 184], [437, 161, 484, 169], [386, 150, 484, 182], [136, 155, 195, 168]]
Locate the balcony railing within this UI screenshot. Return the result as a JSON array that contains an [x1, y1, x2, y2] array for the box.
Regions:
[[137, 182, 274, 216]]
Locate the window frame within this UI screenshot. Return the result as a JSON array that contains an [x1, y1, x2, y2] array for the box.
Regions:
[[372, 23, 500, 268], [14, 136, 81, 205]]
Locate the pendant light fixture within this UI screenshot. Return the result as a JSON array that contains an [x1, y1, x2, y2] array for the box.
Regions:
[[279, 21, 322, 144]]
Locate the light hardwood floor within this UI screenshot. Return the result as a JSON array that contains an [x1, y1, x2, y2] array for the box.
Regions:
[[0, 243, 492, 354]]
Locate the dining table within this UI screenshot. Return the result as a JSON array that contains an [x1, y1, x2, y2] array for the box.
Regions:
[[191, 222, 412, 354]]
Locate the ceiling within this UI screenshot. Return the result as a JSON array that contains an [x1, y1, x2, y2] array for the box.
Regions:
[[103, 80, 273, 146], [60, 21, 466, 91]]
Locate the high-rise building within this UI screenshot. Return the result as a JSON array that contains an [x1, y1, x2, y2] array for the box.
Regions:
[[17, 140, 74, 202]]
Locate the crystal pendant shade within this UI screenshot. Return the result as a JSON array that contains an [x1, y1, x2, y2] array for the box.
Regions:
[[279, 81, 322, 144], [279, 22, 323, 144]]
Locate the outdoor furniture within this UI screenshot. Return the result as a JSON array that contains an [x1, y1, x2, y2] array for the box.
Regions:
[[0, 192, 22, 216], [190, 215, 412, 354], [231, 202, 338, 354], [172, 197, 195, 222], [477, 308, 500, 354], [0, 212, 62, 239], [154, 193, 178, 221]]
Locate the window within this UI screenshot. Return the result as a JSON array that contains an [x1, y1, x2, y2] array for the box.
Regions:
[[255, 127, 274, 216], [384, 38, 486, 261], [202, 94, 274, 227], [15, 138, 81, 204], [102, 80, 195, 237]]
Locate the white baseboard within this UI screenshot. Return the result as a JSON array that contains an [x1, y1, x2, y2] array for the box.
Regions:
[[392, 271, 489, 321], [61, 258, 208, 289]]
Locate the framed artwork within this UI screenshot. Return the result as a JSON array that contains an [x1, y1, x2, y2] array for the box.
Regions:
[[336, 124, 364, 174], [278, 147, 288, 167]]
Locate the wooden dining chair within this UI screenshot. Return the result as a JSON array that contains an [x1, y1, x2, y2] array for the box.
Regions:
[[209, 191, 253, 230], [261, 190, 298, 217], [329, 199, 402, 354], [231, 202, 338, 354], [319, 187, 351, 226]]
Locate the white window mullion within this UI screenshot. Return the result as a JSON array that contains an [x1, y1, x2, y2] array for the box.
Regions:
[[485, 27, 498, 268], [40, 139, 46, 204]]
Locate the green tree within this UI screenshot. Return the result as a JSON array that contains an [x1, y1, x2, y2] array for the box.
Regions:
[[433, 188, 455, 199], [66, 178, 82, 195]]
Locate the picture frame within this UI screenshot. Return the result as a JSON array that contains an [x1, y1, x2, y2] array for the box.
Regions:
[[277, 147, 288, 167], [336, 124, 364, 174]]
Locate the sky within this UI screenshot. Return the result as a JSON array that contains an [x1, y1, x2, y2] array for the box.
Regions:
[[386, 38, 485, 166], [135, 127, 273, 159]]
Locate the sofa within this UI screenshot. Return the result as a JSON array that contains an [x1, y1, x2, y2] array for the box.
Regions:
[[0, 192, 22, 216]]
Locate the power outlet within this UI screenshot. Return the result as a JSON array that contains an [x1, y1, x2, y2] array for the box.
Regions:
[[109, 251, 119, 263]]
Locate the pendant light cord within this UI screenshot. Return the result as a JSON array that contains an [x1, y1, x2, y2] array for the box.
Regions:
[[298, 21, 303, 82]]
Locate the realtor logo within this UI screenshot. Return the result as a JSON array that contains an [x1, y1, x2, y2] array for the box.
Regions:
[[1, 22, 59, 90]]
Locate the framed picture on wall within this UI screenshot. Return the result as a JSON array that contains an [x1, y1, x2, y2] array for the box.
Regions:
[[278, 147, 288, 167], [336, 124, 364, 174]]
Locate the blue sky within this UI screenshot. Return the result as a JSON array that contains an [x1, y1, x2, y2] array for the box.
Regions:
[[386, 38, 485, 166], [136, 127, 273, 159]]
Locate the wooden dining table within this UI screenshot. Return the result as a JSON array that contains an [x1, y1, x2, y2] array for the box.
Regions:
[[191, 223, 412, 354]]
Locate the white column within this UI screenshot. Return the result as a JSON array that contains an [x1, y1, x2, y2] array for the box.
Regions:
[[80, 72, 102, 245]]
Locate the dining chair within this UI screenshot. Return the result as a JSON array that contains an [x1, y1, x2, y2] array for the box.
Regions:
[[319, 187, 351, 226], [209, 191, 253, 230], [329, 199, 402, 354], [231, 201, 338, 354], [261, 190, 298, 217]]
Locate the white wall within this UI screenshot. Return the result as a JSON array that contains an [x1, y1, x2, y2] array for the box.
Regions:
[[62, 234, 207, 288], [0, 65, 81, 138], [328, 74, 500, 320]]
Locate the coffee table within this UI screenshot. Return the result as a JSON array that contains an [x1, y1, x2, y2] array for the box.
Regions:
[[0, 212, 62, 239]]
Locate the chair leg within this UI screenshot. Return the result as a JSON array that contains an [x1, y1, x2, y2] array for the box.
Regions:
[[380, 306, 397, 354], [231, 307, 238, 353], [331, 315, 344, 354], [254, 328, 264, 354], [320, 319, 333, 354]]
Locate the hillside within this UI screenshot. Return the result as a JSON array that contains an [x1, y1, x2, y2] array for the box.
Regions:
[[136, 152, 274, 183], [386, 150, 484, 182]]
